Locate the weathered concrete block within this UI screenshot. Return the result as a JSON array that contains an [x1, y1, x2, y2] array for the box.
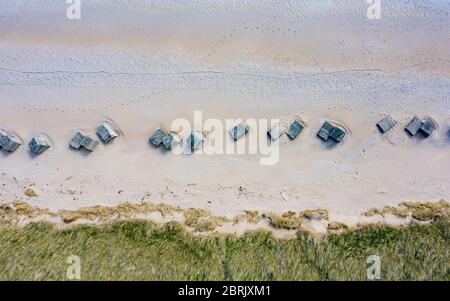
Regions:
[[28, 136, 51, 154], [229, 122, 249, 141], [420, 119, 436, 138], [317, 122, 334, 141], [162, 132, 181, 150], [286, 119, 304, 140], [96, 122, 118, 143], [330, 127, 346, 142], [405, 116, 423, 136], [70, 132, 98, 152], [0, 129, 22, 152], [187, 130, 203, 152], [377, 115, 397, 133], [69, 132, 85, 150], [267, 124, 285, 140], [80, 135, 99, 152], [149, 128, 168, 147], [317, 122, 346, 143], [162, 133, 174, 150]]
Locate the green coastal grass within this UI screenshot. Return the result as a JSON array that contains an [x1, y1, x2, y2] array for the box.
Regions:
[[0, 219, 448, 280]]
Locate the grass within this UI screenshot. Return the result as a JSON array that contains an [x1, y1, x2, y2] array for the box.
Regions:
[[232, 210, 261, 224], [24, 188, 38, 198], [183, 208, 228, 232], [0, 218, 448, 280], [327, 221, 348, 232], [300, 209, 329, 220], [59, 202, 179, 223], [263, 211, 302, 230], [364, 200, 449, 221]]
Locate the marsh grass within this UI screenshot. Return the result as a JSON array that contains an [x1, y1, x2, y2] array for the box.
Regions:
[[232, 210, 261, 224], [300, 209, 329, 220], [0, 201, 53, 223], [263, 212, 302, 230], [364, 200, 449, 221], [24, 188, 38, 198], [327, 221, 348, 232], [183, 208, 229, 232], [0, 218, 447, 280], [59, 202, 179, 224]]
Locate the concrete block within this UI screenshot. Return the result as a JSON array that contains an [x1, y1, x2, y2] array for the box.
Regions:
[[187, 130, 203, 152], [149, 128, 168, 147], [29, 136, 51, 154], [317, 122, 334, 141], [70, 132, 98, 152], [420, 119, 436, 138], [80, 135, 99, 152], [162, 132, 181, 150], [377, 115, 397, 133], [405, 116, 423, 136], [0, 129, 22, 152], [229, 122, 249, 141], [69, 132, 85, 150], [286, 119, 304, 140], [267, 124, 285, 141], [330, 127, 346, 142], [96, 122, 118, 143]]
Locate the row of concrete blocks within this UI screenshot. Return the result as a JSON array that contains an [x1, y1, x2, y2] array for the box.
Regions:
[[69, 122, 118, 152], [149, 119, 342, 152], [1, 116, 438, 154], [0, 122, 118, 154], [269, 119, 346, 143], [149, 119, 309, 152], [376, 115, 437, 137], [149, 115, 438, 152]]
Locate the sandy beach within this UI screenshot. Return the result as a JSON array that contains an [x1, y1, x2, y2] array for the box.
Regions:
[[0, 0, 449, 230]]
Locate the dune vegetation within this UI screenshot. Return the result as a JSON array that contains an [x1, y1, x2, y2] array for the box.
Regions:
[[0, 217, 448, 280]]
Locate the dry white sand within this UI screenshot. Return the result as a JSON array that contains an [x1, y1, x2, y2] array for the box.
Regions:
[[0, 1, 449, 226]]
